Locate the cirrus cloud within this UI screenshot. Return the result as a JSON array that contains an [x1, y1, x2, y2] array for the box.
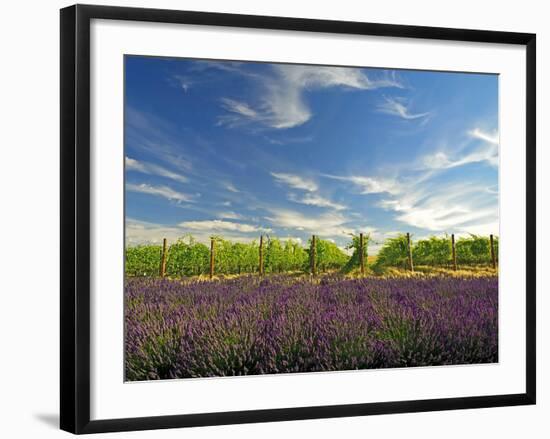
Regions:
[[126, 183, 195, 202], [377, 96, 431, 120], [218, 65, 402, 129], [126, 156, 188, 183], [179, 219, 272, 234], [265, 208, 354, 238], [271, 172, 318, 192]]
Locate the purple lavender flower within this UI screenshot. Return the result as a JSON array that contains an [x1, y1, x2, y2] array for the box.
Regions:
[[125, 275, 498, 381]]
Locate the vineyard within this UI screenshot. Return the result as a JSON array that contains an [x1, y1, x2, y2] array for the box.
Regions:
[[125, 233, 499, 278], [125, 233, 499, 380]]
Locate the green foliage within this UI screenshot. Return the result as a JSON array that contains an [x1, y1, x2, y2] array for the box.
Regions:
[[264, 237, 283, 273], [308, 237, 349, 273], [343, 233, 369, 273], [413, 235, 452, 266], [264, 238, 307, 273], [125, 244, 162, 276], [212, 236, 260, 275], [373, 234, 498, 269], [165, 235, 210, 276], [125, 232, 498, 278], [373, 234, 410, 269], [456, 235, 498, 265]]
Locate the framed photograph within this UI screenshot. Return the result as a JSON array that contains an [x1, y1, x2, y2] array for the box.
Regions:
[[60, 4, 536, 434]]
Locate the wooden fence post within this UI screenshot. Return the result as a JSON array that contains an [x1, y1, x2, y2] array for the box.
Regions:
[[209, 237, 215, 279], [310, 235, 317, 276], [160, 238, 167, 277], [406, 232, 414, 272], [490, 234, 497, 269], [359, 233, 365, 275], [451, 234, 457, 271], [259, 235, 264, 276]]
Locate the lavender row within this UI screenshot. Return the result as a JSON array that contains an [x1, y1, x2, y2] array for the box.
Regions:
[[125, 275, 498, 381]]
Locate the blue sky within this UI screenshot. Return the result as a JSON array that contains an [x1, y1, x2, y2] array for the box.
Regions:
[[125, 56, 498, 253]]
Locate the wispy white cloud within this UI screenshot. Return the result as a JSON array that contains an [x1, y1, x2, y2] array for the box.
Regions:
[[288, 193, 346, 211], [189, 60, 257, 77], [331, 170, 498, 234], [265, 208, 354, 237], [126, 218, 266, 245], [422, 148, 497, 169], [323, 124, 499, 234], [126, 218, 185, 245], [380, 183, 498, 232], [421, 127, 499, 170], [377, 97, 430, 120], [270, 171, 348, 213], [276, 66, 401, 90], [126, 156, 188, 183], [271, 172, 318, 192], [323, 174, 402, 195], [218, 98, 260, 127], [217, 211, 243, 220], [179, 219, 272, 234], [455, 221, 499, 237], [125, 108, 193, 172], [362, 174, 499, 234], [126, 183, 195, 202], [219, 65, 402, 129], [224, 182, 240, 193], [469, 128, 499, 145], [171, 75, 193, 92]]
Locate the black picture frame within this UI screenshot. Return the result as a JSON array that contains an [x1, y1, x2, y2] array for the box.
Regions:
[[60, 4, 536, 434]]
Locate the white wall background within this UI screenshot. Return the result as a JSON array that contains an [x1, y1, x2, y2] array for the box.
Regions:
[[0, 0, 546, 437]]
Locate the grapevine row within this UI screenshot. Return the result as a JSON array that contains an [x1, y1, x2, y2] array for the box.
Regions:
[[126, 233, 498, 278]]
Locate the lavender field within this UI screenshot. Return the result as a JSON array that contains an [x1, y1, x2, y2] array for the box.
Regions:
[[125, 275, 498, 381]]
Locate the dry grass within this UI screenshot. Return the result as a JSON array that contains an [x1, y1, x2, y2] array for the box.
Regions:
[[161, 264, 497, 284], [346, 264, 497, 279]]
